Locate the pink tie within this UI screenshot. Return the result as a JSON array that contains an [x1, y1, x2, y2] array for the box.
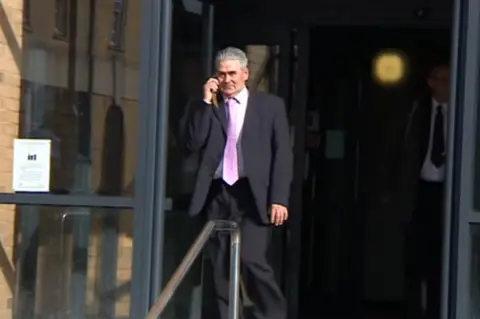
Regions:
[[223, 98, 239, 185]]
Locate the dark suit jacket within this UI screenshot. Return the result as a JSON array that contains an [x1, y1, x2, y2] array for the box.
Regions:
[[387, 95, 435, 221], [184, 91, 293, 224]]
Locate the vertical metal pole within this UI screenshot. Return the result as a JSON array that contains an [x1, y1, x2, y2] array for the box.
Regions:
[[150, 0, 173, 305], [129, 0, 160, 314], [442, 0, 466, 318], [442, 0, 480, 317], [228, 228, 241, 319], [14, 207, 39, 319]]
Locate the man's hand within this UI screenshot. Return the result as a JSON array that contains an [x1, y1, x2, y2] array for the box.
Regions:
[[203, 77, 219, 103], [269, 204, 288, 226]]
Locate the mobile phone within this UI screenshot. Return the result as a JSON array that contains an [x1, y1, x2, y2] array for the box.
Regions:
[[211, 91, 219, 107], [210, 75, 219, 107]]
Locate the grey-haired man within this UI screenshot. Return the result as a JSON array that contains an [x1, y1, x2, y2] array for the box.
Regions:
[[185, 47, 292, 319]]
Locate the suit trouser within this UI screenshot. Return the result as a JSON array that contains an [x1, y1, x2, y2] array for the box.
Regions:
[[203, 179, 286, 319], [409, 180, 443, 319]]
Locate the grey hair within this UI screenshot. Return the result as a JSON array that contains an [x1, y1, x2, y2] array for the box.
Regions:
[[215, 47, 248, 69]]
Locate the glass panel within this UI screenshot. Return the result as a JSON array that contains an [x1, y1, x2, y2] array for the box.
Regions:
[[162, 0, 207, 317], [4, 205, 134, 318], [1, 0, 142, 196], [245, 45, 280, 93]]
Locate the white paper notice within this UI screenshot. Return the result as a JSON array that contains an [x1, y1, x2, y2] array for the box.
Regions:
[[12, 139, 51, 192]]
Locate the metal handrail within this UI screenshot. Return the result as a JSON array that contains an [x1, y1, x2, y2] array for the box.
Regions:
[[145, 220, 241, 319]]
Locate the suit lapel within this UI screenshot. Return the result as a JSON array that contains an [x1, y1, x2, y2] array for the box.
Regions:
[[212, 95, 227, 134], [242, 92, 258, 142], [213, 91, 259, 137]]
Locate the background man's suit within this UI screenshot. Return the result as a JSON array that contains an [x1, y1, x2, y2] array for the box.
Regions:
[[185, 90, 293, 319], [387, 95, 445, 319]]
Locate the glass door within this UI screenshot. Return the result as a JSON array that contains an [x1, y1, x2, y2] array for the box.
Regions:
[[1, 0, 162, 317], [443, 0, 480, 317]]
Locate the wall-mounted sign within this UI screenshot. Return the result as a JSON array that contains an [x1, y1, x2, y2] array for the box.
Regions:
[[12, 139, 51, 192]]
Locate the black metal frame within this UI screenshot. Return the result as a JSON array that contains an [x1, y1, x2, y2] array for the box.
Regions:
[[442, 0, 480, 317], [129, 0, 168, 316], [285, 26, 309, 319], [0, 194, 133, 207]]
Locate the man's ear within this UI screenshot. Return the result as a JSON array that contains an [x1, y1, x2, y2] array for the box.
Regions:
[[427, 77, 434, 90]]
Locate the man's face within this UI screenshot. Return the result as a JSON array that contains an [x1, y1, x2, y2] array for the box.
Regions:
[[216, 59, 249, 97], [428, 66, 450, 103]]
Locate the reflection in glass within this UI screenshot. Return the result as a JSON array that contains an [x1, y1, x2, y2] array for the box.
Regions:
[[110, 0, 127, 49], [23, 0, 31, 28], [54, 0, 69, 37], [3, 0, 143, 196], [10, 205, 133, 318]]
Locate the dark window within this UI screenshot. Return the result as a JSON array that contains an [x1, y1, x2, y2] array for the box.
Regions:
[[110, 0, 127, 49], [54, 0, 69, 37], [23, 0, 31, 27]]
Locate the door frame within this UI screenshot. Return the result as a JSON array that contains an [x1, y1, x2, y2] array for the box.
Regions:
[[0, 0, 165, 317], [285, 26, 310, 319], [442, 0, 480, 317]]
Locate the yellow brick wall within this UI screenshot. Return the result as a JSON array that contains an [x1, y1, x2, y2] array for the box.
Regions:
[[0, 0, 141, 317], [0, 0, 23, 316]]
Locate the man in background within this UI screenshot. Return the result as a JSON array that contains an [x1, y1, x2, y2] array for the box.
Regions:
[[386, 63, 450, 319]]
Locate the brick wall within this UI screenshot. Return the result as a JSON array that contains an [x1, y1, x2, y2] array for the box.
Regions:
[[0, 0, 23, 316]]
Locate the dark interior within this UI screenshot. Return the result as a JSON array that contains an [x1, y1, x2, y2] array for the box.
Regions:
[[299, 27, 451, 318]]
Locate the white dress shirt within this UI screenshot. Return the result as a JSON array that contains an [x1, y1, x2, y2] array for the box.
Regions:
[[204, 87, 249, 137], [210, 87, 249, 179]]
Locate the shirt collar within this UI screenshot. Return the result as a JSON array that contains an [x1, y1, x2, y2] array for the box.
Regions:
[[224, 87, 249, 105], [432, 97, 447, 109]]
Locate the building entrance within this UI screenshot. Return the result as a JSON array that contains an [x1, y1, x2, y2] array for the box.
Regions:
[[298, 27, 450, 318]]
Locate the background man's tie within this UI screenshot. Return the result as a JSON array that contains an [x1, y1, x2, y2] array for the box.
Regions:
[[431, 105, 445, 167], [223, 98, 239, 185]]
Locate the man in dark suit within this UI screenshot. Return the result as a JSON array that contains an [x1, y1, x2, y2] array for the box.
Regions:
[[184, 47, 292, 319], [386, 63, 450, 319]]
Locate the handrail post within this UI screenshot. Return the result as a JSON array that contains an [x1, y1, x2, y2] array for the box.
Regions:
[[145, 220, 242, 319], [228, 227, 241, 319], [145, 221, 216, 319]]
